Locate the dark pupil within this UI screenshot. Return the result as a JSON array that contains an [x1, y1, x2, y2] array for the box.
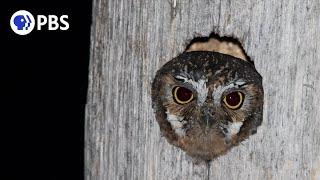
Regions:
[[177, 87, 192, 101], [226, 92, 241, 106]]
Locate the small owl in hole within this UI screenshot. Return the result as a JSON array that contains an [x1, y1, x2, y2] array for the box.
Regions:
[[151, 35, 263, 161]]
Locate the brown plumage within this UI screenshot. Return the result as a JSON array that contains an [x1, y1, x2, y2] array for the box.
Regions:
[[151, 36, 263, 161]]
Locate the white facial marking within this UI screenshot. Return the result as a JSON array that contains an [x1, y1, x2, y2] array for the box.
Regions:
[[166, 111, 186, 137], [229, 121, 243, 136], [176, 75, 208, 105], [213, 79, 247, 104], [221, 121, 243, 141]]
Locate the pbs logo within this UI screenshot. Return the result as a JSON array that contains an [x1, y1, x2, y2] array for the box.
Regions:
[[10, 10, 35, 35], [10, 10, 69, 35]]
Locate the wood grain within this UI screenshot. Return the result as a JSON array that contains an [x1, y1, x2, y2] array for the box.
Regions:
[[85, 0, 320, 179]]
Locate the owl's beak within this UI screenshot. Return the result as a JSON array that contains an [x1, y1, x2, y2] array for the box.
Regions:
[[201, 106, 216, 127]]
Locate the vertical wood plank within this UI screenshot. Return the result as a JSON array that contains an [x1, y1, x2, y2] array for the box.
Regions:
[[86, 0, 320, 179]]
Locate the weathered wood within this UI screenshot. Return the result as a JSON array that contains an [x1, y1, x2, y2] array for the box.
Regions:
[[85, 0, 320, 179]]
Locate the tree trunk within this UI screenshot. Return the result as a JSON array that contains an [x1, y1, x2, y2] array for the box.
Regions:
[[85, 0, 320, 179]]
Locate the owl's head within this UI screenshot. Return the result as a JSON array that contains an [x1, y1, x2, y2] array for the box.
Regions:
[[152, 51, 263, 160]]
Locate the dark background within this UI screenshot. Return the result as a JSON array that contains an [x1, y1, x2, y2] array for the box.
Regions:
[[1, 0, 92, 179]]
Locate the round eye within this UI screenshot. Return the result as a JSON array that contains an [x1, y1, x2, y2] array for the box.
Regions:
[[223, 91, 244, 110], [173, 86, 194, 104]]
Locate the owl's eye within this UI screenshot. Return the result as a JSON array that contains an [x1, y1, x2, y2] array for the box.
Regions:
[[173, 86, 194, 104], [223, 91, 244, 110]]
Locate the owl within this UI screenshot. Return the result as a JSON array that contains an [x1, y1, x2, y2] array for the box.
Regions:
[[151, 36, 263, 161]]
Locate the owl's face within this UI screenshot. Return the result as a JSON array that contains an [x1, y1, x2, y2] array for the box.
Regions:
[[152, 51, 263, 160]]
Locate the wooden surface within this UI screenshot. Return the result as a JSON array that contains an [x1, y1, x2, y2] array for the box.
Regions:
[[85, 0, 320, 179]]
